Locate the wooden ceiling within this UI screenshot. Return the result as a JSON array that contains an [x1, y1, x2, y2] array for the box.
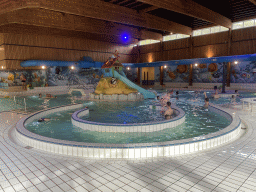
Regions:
[[0, 0, 255, 44]]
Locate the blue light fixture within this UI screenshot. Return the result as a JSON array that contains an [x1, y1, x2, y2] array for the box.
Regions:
[[121, 33, 129, 42]]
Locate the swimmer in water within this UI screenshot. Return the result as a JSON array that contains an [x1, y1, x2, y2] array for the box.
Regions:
[[164, 101, 174, 120], [176, 91, 179, 100], [212, 89, 220, 99], [38, 118, 51, 122], [161, 90, 172, 106], [204, 92, 209, 108], [45, 94, 57, 99]]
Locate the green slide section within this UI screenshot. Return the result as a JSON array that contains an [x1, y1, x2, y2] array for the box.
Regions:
[[113, 71, 155, 99]]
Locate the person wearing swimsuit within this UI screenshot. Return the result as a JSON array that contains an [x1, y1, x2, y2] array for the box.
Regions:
[[164, 101, 173, 120]]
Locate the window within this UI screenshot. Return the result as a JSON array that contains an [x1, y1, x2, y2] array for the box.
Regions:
[[232, 21, 244, 30], [202, 28, 211, 35], [163, 34, 189, 42], [244, 19, 254, 28], [138, 39, 160, 46], [193, 30, 202, 36]]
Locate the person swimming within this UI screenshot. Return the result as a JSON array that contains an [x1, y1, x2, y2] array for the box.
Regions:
[[164, 101, 174, 120], [204, 92, 209, 108], [38, 118, 51, 122], [176, 91, 179, 100]]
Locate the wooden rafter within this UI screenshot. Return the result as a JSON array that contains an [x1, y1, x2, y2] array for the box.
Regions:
[[108, 0, 118, 3], [137, 0, 232, 28], [123, 1, 138, 7], [139, 5, 158, 13], [248, 0, 256, 5], [0, 0, 192, 35], [117, 0, 131, 5], [0, 8, 163, 41], [129, 3, 144, 9]]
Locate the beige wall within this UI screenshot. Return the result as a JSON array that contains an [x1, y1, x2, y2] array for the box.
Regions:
[[141, 67, 155, 80]]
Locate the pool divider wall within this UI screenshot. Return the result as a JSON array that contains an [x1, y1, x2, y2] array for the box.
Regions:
[[15, 103, 242, 159], [71, 106, 185, 133]]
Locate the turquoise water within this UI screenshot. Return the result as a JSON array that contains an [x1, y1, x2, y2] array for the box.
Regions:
[[0, 92, 84, 112], [26, 102, 230, 144], [2, 90, 255, 144], [24, 90, 253, 144]]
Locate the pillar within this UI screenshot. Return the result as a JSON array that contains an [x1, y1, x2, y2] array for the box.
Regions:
[[159, 66, 164, 85]]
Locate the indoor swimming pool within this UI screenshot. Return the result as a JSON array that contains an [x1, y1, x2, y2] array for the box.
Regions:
[[18, 90, 253, 144]]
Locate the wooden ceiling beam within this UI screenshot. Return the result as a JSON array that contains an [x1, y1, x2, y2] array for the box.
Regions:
[[117, 0, 131, 5], [0, 8, 162, 42], [248, 0, 256, 5], [137, 0, 232, 28], [0, 0, 192, 35], [129, 3, 144, 9], [123, 1, 138, 7], [139, 5, 158, 13]]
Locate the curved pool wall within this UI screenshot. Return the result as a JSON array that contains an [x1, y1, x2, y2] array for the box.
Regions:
[[16, 104, 242, 159], [71, 106, 185, 132]]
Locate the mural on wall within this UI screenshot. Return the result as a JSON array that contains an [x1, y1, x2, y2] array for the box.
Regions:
[[230, 61, 256, 83], [46, 66, 103, 86], [154, 65, 190, 83], [193, 63, 223, 83], [123, 67, 137, 83], [154, 67, 160, 82], [0, 70, 46, 87]]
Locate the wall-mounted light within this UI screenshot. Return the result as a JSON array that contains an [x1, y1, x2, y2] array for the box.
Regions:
[[42, 65, 46, 69], [234, 61, 238, 64], [127, 67, 130, 70], [1, 66, 3, 69], [195, 63, 198, 67], [164, 65, 167, 68], [71, 66, 75, 70]]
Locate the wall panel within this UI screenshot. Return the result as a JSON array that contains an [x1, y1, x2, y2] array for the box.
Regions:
[[164, 49, 190, 60], [231, 40, 256, 55], [193, 44, 228, 58], [2, 32, 134, 70], [163, 38, 189, 50], [232, 27, 256, 42], [140, 43, 161, 54], [193, 32, 228, 47]]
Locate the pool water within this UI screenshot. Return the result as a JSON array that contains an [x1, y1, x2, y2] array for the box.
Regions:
[[25, 103, 230, 144], [80, 101, 165, 124], [25, 90, 245, 144], [2, 90, 254, 144], [0, 93, 84, 112]]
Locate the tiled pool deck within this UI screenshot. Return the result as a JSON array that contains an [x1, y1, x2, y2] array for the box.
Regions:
[[1, 104, 256, 192]]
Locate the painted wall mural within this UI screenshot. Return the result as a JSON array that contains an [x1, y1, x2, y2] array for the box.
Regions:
[[1, 60, 256, 88], [0, 70, 46, 87], [46, 66, 103, 86], [230, 61, 256, 83], [155, 65, 190, 83], [193, 63, 223, 83], [123, 67, 137, 83], [192, 61, 256, 84]]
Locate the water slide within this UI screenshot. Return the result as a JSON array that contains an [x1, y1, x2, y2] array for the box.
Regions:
[[113, 71, 155, 99]]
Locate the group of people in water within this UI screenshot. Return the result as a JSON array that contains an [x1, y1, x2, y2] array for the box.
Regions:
[[155, 89, 178, 120], [156, 88, 239, 119]]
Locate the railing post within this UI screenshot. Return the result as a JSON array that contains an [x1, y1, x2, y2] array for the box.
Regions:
[[24, 98, 26, 111]]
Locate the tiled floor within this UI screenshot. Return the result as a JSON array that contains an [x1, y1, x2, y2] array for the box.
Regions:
[[1, 104, 256, 192]]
